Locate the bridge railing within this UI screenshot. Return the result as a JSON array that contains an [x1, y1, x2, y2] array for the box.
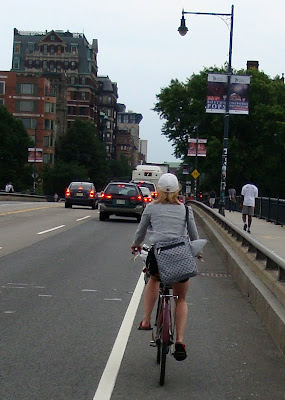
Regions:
[[190, 200, 285, 283]]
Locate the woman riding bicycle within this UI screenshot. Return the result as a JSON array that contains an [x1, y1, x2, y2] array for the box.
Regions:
[[131, 173, 201, 361]]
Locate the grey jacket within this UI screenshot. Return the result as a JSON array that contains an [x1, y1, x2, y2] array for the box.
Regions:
[[133, 202, 199, 247]]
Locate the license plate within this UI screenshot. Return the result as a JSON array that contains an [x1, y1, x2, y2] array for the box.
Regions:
[[76, 193, 84, 197], [116, 199, 125, 205]]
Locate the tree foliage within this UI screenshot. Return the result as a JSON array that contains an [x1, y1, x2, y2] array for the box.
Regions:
[[154, 68, 285, 197], [0, 106, 33, 191]]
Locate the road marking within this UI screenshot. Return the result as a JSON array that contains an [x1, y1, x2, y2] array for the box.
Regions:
[[76, 216, 91, 221], [4, 311, 16, 314], [82, 289, 97, 292], [38, 294, 52, 297], [104, 298, 122, 301], [0, 247, 2, 250], [93, 272, 145, 400], [0, 205, 56, 216], [37, 225, 65, 235]]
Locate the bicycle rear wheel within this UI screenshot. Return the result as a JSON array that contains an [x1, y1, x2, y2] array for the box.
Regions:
[[159, 343, 168, 385], [159, 300, 170, 386]]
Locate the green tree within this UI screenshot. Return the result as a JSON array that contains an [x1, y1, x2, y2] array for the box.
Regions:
[[0, 106, 33, 191], [55, 119, 109, 190], [154, 68, 285, 197]]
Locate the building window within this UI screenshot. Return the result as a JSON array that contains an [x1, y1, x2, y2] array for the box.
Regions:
[[81, 77, 86, 85], [70, 76, 75, 85], [44, 103, 56, 113], [50, 35, 55, 41], [28, 43, 34, 53], [28, 59, 33, 68], [43, 136, 50, 147], [13, 58, 20, 69], [50, 62, 54, 71], [50, 45, 54, 54], [35, 60, 40, 68], [44, 119, 55, 130], [107, 108, 112, 117], [64, 61, 69, 70], [43, 153, 54, 164], [21, 83, 33, 95], [71, 61, 76, 70], [0, 81, 5, 95], [106, 121, 111, 129], [57, 46, 62, 55], [17, 100, 37, 112], [0, 98, 4, 105], [81, 92, 86, 100], [43, 60, 47, 70], [71, 46, 77, 55], [107, 96, 112, 104], [20, 118, 37, 129], [43, 44, 48, 54], [106, 145, 110, 153], [14, 43, 21, 54]]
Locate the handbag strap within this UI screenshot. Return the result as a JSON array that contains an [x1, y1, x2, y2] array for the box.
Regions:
[[185, 205, 189, 234]]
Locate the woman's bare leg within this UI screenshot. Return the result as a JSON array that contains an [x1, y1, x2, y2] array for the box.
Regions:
[[141, 276, 160, 327], [172, 280, 190, 343]]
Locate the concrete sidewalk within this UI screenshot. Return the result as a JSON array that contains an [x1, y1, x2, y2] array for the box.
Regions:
[[215, 209, 285, 260]]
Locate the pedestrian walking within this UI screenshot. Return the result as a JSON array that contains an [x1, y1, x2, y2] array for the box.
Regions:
[[228, 185, 236, 212], [209, 189, 216, 209], [5, 182, 14, 193], [241, 179, 258, 234]]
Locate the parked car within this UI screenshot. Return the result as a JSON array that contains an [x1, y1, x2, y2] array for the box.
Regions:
[[99, 182, 145, 222], [65, 182, 98, 209], [131, 180, 158, 198], [139, 186, 153, 204]]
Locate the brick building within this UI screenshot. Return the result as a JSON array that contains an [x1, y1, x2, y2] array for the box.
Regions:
[[0, 71, 56, 169]]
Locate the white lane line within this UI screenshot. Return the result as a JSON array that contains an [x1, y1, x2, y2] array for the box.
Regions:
[[76, 216, 90, 221], [82, 289, 97, 292], [0, 247, 2, 250], [93, 272, 145, 400], [38, 294, 52, 297], [37, 225, 65, 235], [4, 311, 16, 314], [104, 298, 122, 301]]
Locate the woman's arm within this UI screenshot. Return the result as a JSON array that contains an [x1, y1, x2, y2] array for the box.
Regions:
[[132, 207, 151, 247], [186, 206, 199, 240]]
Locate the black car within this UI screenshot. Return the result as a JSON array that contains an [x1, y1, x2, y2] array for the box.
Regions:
[[99, 182, 145, 221], [65, 182, 98, 209]]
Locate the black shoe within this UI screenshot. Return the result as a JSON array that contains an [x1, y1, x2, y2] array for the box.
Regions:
[[173, 343, 187, 361], [243, 223, 247, 231], [247, 229, 251, 234]]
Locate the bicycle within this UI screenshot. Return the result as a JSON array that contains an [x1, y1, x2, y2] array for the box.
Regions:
[[140, 245, 177, 386]]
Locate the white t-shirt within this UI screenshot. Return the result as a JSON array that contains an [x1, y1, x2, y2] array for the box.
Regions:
[[241, 184, 258, 207]]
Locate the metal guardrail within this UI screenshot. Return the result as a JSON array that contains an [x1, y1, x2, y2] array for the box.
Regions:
[[190, 200, 285, 283]]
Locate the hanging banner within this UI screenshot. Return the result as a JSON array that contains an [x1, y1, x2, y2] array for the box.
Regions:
[[188, 139, 207, 157], [28, 147, 43, 163], [206, 73, 250, 115]]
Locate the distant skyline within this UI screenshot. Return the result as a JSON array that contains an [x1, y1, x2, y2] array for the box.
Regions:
[[1, 0, 285, 164]]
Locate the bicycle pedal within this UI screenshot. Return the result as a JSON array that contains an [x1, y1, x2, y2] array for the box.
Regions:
[[150, 340, 157, 347]]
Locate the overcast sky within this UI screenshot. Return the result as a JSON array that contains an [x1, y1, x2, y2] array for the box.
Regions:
[[1, 0, 284, 164]]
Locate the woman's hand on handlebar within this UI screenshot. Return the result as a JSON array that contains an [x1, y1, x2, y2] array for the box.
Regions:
[[131, 244, 141, 254]]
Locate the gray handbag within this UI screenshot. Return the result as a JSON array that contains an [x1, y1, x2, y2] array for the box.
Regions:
[[154, 205, 202, 285]]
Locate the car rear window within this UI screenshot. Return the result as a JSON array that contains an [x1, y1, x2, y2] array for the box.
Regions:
[[70, 182, 92, 190], [105, 184, 139, 196], [134, 182, 155, 192]]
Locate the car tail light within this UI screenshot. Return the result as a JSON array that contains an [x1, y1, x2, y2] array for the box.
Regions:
[[151, 192, 158, 197], [89, 190, 95, 198], [65, 188, 71, 197], [144, 197, 152, 203], [78, 186, 83, 190], [101, 193, 112, 199], [130, 195, 143, 203]]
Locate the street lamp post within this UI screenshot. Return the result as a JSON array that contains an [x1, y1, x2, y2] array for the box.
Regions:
[[178, 5, 234, 216]]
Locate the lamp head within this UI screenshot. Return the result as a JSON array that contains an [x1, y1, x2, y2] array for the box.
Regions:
[[178, 15, 188, 36]]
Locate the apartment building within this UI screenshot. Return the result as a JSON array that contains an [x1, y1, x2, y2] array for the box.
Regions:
[[117, 104, 143, 168], [11, 28, 98, 134], [98, 76, 118, 159], [0, 71, 56, 169]]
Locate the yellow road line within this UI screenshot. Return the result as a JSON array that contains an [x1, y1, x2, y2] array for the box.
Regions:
[[0, 205, 60, 216]]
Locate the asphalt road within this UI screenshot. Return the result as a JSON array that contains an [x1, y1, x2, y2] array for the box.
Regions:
[[0, 202, 285, 400]]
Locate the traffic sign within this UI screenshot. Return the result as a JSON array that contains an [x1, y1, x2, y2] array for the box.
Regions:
[[191, 169, 200, 180]]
